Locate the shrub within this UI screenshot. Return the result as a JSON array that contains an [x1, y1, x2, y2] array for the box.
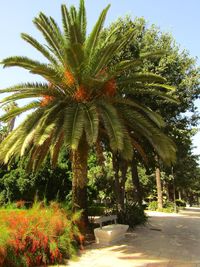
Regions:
[[88, 204, 106, 216], [148, 201, 158, 211], [0, 202, 80, 267], [176, 199, 186, 207], [148, 200, 176, 213], [119, 203, 147, 228], [0, 152, 72, 205], [106, 202, 147, 228], [163, 201, 175, 213]]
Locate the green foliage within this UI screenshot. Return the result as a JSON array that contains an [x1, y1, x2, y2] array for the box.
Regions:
[[117, 202, 147, 228], [103, 200, 147, 228], [88, 204, 106, 216], [163, 201, 175, 213], [148, 200, 175, 213], [87, 152, 115, 204], [0, 151, 72, 204], [175, 199, 186, 207], [0, 123, 9, 142], [105, 16, 200, 205], [148, 201, 158, 211]]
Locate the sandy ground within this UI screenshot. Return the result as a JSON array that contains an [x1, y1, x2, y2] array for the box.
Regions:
[[56, 208, 200, 267]]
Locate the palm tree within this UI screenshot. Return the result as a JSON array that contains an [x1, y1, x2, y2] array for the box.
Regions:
[[3, 102, 18, 133], [0, 123, 8, 142], [0, 0, 176, 223], [0, 102, 18, 142]]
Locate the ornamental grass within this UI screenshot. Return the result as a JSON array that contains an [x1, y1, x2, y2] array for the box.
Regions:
[[0, 202, 81, 267]]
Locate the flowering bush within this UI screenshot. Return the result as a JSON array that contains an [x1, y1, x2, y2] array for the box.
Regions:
[[0, 202, 81, 267]]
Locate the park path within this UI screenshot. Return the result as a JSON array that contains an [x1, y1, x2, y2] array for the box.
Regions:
[[65, 208, 200, 267]]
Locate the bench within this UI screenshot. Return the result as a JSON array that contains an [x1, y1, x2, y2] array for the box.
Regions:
[[94, 215, 129, 245]]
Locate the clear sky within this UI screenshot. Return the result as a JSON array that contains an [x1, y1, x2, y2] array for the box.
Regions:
[[0, 0, 199, 154]]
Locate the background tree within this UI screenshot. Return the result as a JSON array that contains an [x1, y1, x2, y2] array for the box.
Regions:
[[103, 16, 200, 208], [0, 149, 72, 205], [2, 102, 18, 133], [0, 123, 8, 142]]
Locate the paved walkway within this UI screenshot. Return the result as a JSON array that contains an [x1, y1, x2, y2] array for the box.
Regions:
[[66, 208, 200, 267]]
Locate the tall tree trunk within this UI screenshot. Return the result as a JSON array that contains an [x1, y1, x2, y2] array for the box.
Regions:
[[166, 183, 170, 201], [72, 138, 89, 226], [120, 160, 128, 210], [155, 167, 163, 209], [112, 154, 128, 212], [95, 140, 105, 166], [113, 154, 122, 211], [131, 159, 143, 206]]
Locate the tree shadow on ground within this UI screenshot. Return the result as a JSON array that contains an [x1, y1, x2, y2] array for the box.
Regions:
[[77, 213, 200, 267]]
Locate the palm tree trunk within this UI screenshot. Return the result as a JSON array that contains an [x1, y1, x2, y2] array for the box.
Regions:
[[131, 159, 143, 206], [112, 154, 128, 212], [119, 160, 128, 211], [113, 154, 122, 211], [72, 138, 89, 226], [155, 167, 163, 210]]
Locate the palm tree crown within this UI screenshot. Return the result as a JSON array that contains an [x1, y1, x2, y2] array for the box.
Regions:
[[0, 0, 176, 170]]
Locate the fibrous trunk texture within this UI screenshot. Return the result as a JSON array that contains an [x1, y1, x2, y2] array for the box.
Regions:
[[112, 154, 128, 212], [72, 138, 89, 227], [155, 167, 163, 209], [131, 159, 143, 206]]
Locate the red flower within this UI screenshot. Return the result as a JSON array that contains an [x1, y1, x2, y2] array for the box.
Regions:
[[104, 79, 117, 97], [64, 70, 75, 86], [74, 86, 88, 101], [40, 95, 54, 107]]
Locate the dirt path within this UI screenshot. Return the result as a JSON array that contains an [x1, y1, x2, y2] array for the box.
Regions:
[[65, 209, 200, 267]]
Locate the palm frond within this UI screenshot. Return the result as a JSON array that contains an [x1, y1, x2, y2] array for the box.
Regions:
[[118, 73, 167, 85], [27, 137, 52, 171], [114, 98, 165, 128], [110, 59, 143, 75], [120, 106, 176, 165], [2, 56, 61, 82], [131, 138, 148, 164], [63, 103, 85, 149], [61, 4, 70, 40], [124, 87, 178, 103], [85, 4, 110, 56], [0, 83, 48, 94], [147, 83, 176, 91], [78, 0, 87, 42], [93, 29, 136, 75], [0, 108, 45, 163], [0, 92, 42, 107], [65, 43, 84, 72], [32, 102, 68, 143], [98, 100, 124, 152], [140, 50, 166, 59], [61, 4, 82, 44], [120, 130, 133, 160], [33, 13, 65, 63], [0, 101, 39, 122], [83, 103, 99, 145], [51, 132, 64, 168], [21, 33, 58, 65]]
